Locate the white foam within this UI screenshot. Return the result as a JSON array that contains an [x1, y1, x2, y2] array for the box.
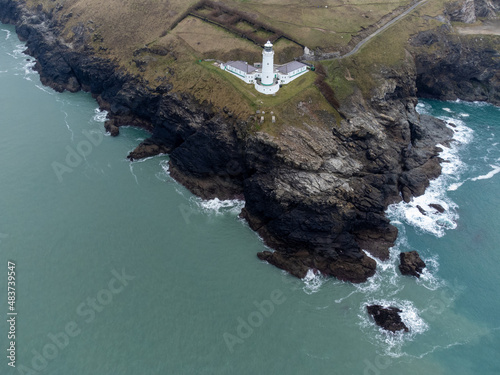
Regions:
[[443, 108, 452, 113], [196, 197, 245, 216], [447, 181, 464, 191], [458, 113, 469, 117], [2, 29, 11, 40], [130, 154, 167, 163], [416, 255, 444, 291], [353, 249, 404, 299], [471, 164, 500, 181], [415, 102, 430, 115], [8, 43, 37, 80], [449, 164, 500, 190], [334, 290, 357, 304], [93, 108, 108, 123], [129, 163, 139, 185], [59, 106, 74, 141], [386, 117, 473, 237], [360, 299, 429, 357], [302, 269, 326, 294], [35, 84, 54, 95], [160, 159, 170, 174]]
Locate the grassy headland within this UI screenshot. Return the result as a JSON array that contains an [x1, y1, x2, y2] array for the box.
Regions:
[[21, 0, 465, 133]]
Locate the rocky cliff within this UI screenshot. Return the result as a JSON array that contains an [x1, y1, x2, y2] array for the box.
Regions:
[[412, 24, 500, 105], [1, 0, 497, 283]]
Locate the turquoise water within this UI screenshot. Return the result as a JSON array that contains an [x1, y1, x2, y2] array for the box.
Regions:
[[1, 23, 499, 374]]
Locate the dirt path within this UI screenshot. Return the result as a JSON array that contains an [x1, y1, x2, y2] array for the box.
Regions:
[[340, 0, 430, 58], [456, 20, 500, 36]]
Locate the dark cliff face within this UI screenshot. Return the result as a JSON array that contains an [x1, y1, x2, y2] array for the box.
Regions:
[[242, 67, 452, 281], [1, 1, 458, 283], [412, 25, 500, 105]]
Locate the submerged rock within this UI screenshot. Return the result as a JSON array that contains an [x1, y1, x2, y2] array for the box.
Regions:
[[366, 305, 409, 333], [399, 251, 426, 277]]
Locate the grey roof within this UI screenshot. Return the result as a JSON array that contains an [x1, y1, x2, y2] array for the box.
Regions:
[[226, 61, 257, 74], [277, 61, 307, 74]]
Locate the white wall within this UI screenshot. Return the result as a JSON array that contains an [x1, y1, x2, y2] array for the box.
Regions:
[[279, 67, 308, 84]]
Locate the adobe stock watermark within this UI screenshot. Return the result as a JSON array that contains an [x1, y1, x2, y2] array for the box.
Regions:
[[362, 279, 463, 375], [223, 289, 286, 353], [51, 130, 104, 182], [15, 268, 134, 375]]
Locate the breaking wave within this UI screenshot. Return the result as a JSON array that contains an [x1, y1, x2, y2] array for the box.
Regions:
[[197, 197, 245, 216], [93, 108, 108, 123], [387, 106, 474, 237], [302, 269, 327, 295]]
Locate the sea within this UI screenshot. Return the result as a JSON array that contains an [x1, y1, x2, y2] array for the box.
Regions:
[[0, 23, 499, 375]]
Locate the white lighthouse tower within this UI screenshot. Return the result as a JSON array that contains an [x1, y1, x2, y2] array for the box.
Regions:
[[261, 40, 275, 85], [253, 40, 279, 94]]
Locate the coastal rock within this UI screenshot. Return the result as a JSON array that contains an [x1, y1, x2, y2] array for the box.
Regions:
[[257, 250, 376, 283], [366, 305, 409, 333], [412, 25, 500, 105], [430, 203, 445, 213], [417, 205, 427, 215], [127, 138, 170, 160], [104, 120, 119, 137], [399, 251, 426, 277], [257, 251, 310, 279]]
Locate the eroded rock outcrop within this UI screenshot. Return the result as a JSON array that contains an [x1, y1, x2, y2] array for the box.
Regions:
[[399, 251, 426, 277], [366, 305, 409, 332], [412, 25, 500, 105]]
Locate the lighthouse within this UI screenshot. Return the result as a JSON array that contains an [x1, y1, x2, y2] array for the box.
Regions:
[[261, 40, 274, 85], [221, 39, 309, 95]]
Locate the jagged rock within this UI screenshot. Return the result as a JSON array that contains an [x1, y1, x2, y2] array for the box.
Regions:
[[127, 138, 170, 160], [257, 251, 310, 279], [104, 120, 119, 136], [399, 251, 426, 277], [417, 205, 427, 215], [366, 305, 409, 333], [445, 0, 476, 23], [257, 249, 376, 283]]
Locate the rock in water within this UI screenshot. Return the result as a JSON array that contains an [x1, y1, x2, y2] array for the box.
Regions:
[[417, 205, 427, 215], [429, 203, 445, 213], [366, 305, 409, 333], [399, 251, 426, 277]]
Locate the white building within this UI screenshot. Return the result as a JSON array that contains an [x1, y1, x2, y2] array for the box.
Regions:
[[277, 61, 309, 84], [222, 61, 257, 84], [220, 40, 309, 95]]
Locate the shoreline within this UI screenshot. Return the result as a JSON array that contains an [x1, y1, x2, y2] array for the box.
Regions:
[[0, 1, 497, 283]]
